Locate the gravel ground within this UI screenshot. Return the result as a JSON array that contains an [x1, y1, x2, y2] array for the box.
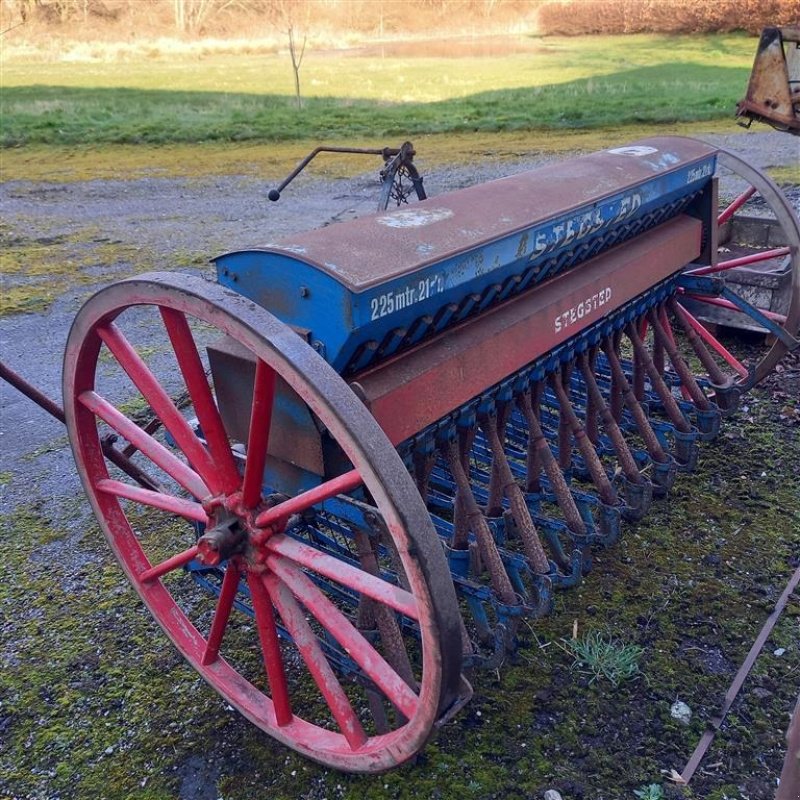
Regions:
[[0, 128, 798, 800]]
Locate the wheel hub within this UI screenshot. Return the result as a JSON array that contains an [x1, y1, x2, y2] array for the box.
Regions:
[[196, 513, 248, 565]]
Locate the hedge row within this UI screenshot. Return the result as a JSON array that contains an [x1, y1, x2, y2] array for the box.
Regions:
[[537, 0, 800, 35]]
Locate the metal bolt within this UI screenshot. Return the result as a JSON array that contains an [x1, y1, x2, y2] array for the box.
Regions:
[[299, 286, 310, 298]]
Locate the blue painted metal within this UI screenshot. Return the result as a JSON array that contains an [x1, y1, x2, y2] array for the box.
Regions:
[[215, 138, 717, 373]]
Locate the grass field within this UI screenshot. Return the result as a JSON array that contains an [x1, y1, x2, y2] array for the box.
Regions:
[[0, 33, 757, 147]]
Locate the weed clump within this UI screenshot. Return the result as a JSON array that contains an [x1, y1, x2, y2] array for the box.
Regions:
[[563, 630, 644, 686]]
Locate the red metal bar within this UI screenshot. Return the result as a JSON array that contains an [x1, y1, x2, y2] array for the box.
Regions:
[[201, 563, 241, 666], [247, 571, 293, 726], [683, 293, 787, 324], [241, 359, 277, 509], [266, 534, 419, 620], [96, 478, 208, 523], [268, 556, 419, 720], [688, 246, 790, 276], [79, 390, 209, 499], [139, 545, 199, 583], [160, 308, 241, 495], [674, 302, 749, 378], [254, 470, 363, 532], [266, 573, 368, 750], [717, 185, 757, 226], [97, 323, 222, 495]]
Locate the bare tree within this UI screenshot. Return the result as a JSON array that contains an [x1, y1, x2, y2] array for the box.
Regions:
[[287, 22, 307, 109], [173, 0, 240, 34]]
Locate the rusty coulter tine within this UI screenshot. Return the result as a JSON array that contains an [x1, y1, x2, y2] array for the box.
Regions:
[[648, 308, 711, 410], [578, 351, 643, 486], [550, 369, 618, 507], [518, 389, 586, 536], [444, 439, 517, 605], [480, 408, 550, 575], [626, 322, 692, 434]]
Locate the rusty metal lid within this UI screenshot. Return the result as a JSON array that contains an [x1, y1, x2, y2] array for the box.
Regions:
[[249, 136, 718, 292]]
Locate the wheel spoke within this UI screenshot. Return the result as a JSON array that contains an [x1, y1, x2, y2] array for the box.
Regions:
[[674, 302, 749, 378], [96, 478, 208, 523], [266, 573, 368, 750], [718, 185, 757, 226], [140, 545, 199, 583], [241, 359, 277, 509], [97, 323, 222, 494], [689, 246, 791, 276], [246, 571, 293, 726], [201, 563, 241, 666], [160, 308, 241, 495], [266, 533, 419, 620], [267, 555, 419, 720], [79, 390, 210, 499], [253, 469, 363, 534]]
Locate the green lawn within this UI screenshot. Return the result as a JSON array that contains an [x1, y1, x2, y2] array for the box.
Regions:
[[0, 33, 756, 146]]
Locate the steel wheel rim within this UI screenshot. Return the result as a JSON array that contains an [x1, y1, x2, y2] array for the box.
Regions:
[[62, 272, 463, 772]]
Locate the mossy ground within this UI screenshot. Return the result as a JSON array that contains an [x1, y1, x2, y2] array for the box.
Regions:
[[1, 136, 798, 799], [1, 381, 797, 800]]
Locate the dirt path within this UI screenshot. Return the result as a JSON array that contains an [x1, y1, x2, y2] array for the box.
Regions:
[[0, 129, 798, 800]]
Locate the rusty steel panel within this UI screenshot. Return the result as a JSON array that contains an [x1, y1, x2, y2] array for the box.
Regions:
[[259, 137, 716, 293], [354, 215, 702, 445], [737, 26, 800, 134]]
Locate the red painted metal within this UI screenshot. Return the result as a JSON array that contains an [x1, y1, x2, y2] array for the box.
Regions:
[[96, 478, 208, 523], [266, 572, 368, 750], [139, 545, 199, 583], [675, 302, 749, 378], [683, 293, 788, 324], [718, 186, 757, 226], [160, 308, 241, 494], [254, 469, 363, 532], [247, 571, 293, 727], [266, 533, 419, 619], [688, 246, 790, 276], [97, 322, 222, 494], [201, 562, 241, 666], [268, 555, 420, 720], [242, 359, 277, 509], [79, 389, 209, 499], [356, 215, 702, 445]]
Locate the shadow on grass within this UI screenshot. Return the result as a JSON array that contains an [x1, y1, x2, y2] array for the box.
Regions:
[[1, 63, 749, 147]]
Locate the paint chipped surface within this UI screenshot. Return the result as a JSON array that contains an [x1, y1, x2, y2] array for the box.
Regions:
[[608, 145, 659, 157], [376, 207, 454, 228]]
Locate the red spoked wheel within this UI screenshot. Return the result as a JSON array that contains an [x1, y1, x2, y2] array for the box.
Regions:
[[677, 148, 800, 393], [62, 272, 465, 772]]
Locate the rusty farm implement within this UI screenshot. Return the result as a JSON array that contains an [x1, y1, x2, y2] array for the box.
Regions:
[[2, 136, 799, 772]]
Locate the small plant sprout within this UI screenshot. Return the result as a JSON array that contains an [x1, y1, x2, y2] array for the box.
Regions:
[[563, 630, 644, 686], [634, 784, 665, 800]]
